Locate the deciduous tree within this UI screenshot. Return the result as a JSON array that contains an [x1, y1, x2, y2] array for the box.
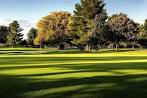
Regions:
[[34, 11, 72, 49], [108, 13, 139, 51]]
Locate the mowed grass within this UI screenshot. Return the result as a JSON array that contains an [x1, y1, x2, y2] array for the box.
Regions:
[[1, 48, 147, 98]]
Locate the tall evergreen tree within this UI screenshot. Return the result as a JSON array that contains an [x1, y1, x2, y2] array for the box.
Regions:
[[7, 21, 23, 47], [72, 0, 107, 51]]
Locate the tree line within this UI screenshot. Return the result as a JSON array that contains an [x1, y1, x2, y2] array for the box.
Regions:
[[0, 0, 147, 51]]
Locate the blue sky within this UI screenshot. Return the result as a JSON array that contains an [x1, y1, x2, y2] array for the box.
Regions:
[[0, 0, 147, 38]]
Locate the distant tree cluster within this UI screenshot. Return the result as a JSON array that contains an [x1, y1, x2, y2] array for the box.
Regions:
[[0, 21, 24, 47], [0, 0, 147, 51]]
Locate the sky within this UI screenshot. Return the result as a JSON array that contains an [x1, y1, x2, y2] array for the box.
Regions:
[[0, 0, 147, 39]]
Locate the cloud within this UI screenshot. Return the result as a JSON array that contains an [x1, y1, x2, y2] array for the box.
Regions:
[[19, 20, 35, 39], [18, 20, 35, 28]]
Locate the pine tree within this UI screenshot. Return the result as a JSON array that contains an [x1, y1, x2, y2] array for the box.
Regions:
[[7, 21, 23, 48], [72, 0, 107, 51]]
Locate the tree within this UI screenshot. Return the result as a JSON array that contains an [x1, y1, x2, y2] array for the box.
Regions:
[[72, 0, 107, 51], [27, 28, 38, 46], [34, 11, 72, 49], [0, 26, 8, 44], [7, 21, 23, 48], [108, 13, 139, 51], [20, 40, 28, 46], [138, 19, 147, 48], [144, 19, 147, 31]]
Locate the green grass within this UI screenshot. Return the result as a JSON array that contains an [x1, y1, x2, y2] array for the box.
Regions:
[[1, 48, 147, 98]]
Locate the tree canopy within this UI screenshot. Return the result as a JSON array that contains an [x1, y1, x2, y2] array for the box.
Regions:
[[34, 11, 72, 49], [108, 13, 139, 51]]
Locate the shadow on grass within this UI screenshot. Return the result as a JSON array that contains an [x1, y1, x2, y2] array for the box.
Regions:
[[1, 56, 147, 98], [1, 73, 147, 98], [0, 56, 147, 66]]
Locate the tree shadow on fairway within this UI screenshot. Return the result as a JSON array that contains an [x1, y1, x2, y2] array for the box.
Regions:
[[1, 73, 147, 98], [1, 56, 147, 67], [1, 56, 147, 98], [38, 75, 147, 98]]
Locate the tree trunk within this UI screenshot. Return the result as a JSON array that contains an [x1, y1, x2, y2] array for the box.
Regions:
[[59, 44, 65, 50], [138, 44, 143, 49], [40, 43, 42, 50], [115, 44, 118, 52], [132, 44, 135, 50], [80, 45, 84, 51], [86, 45, 88, 51], [12, 44, 13, 48], [45, 45, 47, 49], [88, 45, 91, 51], [138, 44, 141, 49], [96, 45, 99, 52], [86, 45, 91, 52]]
